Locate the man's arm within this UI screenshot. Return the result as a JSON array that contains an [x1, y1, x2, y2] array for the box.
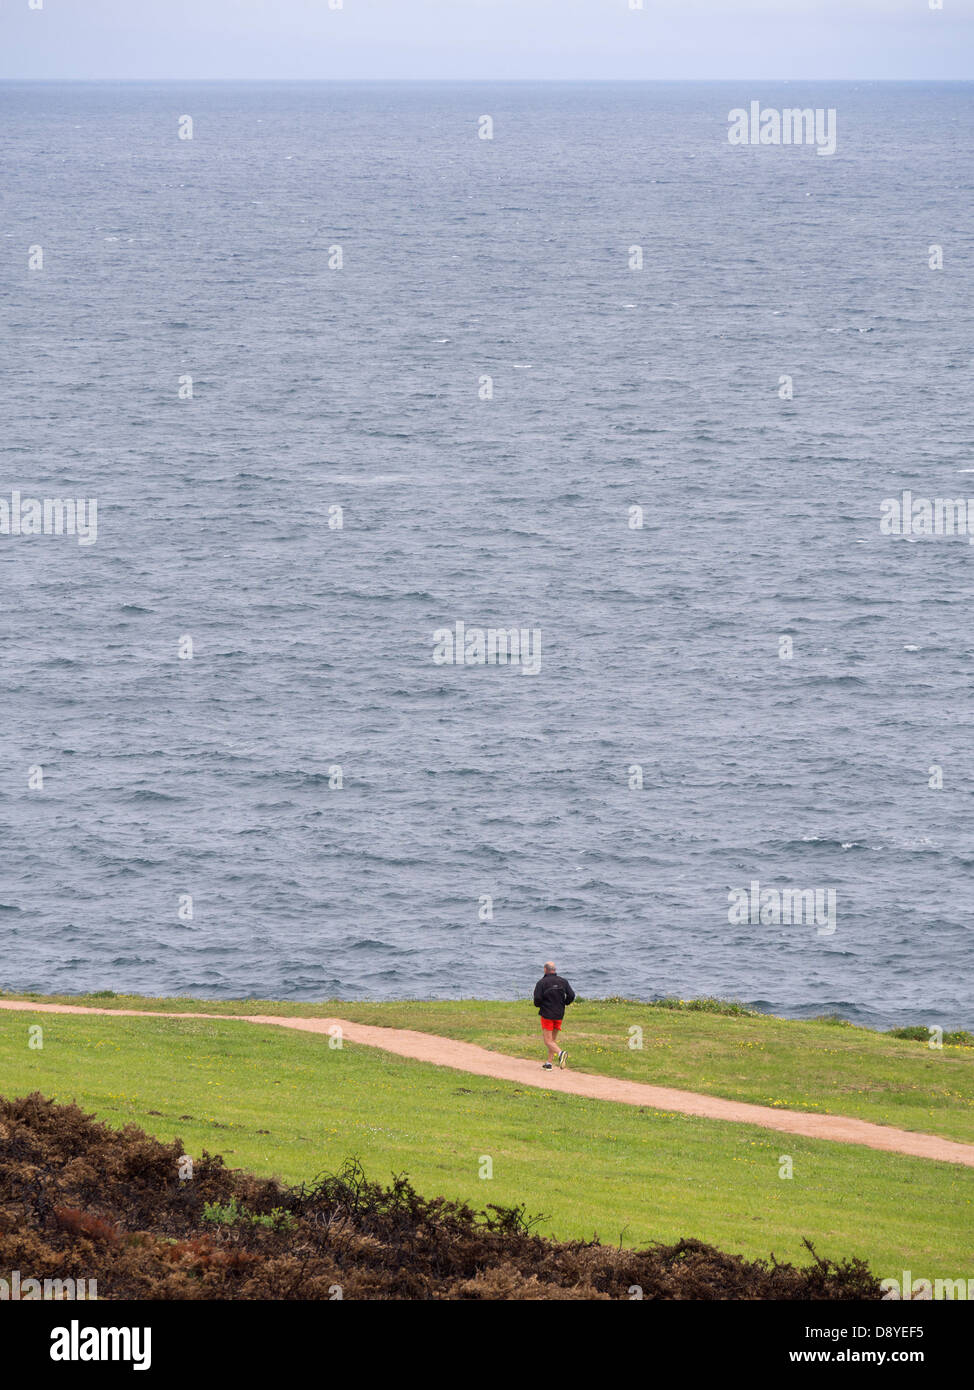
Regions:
[[564, 980, 576, 1005], [533, 980, 544, 1008]]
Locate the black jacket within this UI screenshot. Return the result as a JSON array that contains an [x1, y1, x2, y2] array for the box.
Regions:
[[533, 973, 576, 1021]]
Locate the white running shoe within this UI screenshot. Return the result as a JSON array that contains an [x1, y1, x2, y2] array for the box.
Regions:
[[558, 1050, 568, 1069]]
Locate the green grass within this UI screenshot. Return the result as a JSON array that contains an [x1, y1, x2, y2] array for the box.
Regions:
[[1, 1007, 972, 1282], [7, 991, 972, 1143]]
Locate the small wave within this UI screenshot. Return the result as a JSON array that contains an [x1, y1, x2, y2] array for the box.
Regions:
[[327, 474, 412, 485], [775, 836, 872, 852], [801, 675, 867, 687]]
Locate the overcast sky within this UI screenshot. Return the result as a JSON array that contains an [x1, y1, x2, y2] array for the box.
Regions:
[[2, 0, 972, 81]]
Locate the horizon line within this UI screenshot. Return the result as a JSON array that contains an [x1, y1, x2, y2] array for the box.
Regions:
[[1, 76, 970, 84]]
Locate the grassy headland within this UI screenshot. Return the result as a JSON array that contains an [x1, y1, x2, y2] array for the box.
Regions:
[[4, 991, 973, 1140], [1, 993, 972, 1281]]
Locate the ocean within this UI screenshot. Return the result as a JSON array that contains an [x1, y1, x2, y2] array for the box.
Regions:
[[2, 80, 972, 1029]]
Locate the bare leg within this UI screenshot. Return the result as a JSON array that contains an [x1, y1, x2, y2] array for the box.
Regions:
[[543, 1028, 560, 1062]]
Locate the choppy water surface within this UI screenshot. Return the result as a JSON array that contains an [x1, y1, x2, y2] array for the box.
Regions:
[[2, 82, 973, 1028]]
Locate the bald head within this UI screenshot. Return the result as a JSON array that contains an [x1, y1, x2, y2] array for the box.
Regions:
[[543, 961, 556, 974]]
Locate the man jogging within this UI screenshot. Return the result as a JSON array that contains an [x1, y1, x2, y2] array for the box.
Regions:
[[533, 961, 575, 1069]]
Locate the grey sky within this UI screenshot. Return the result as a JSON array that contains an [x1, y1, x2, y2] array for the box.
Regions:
[[2, 0, 972, 81]]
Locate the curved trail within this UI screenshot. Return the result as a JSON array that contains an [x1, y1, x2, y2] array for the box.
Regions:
[[3, 1000, 973, 1168]]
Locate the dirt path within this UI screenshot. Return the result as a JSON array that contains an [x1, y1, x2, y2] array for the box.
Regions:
[[3, 999, 973, 1167]]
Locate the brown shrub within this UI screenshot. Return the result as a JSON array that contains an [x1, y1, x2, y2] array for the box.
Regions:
[[54, 1207, 121, 1244], [0, 1092, 884, 1301]]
